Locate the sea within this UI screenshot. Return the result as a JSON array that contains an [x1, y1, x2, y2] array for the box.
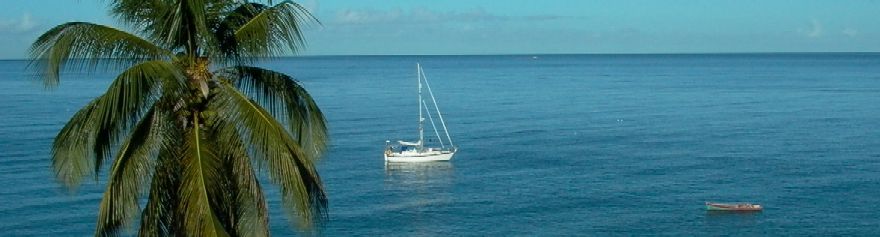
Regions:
[[1, 53, 879, 236]]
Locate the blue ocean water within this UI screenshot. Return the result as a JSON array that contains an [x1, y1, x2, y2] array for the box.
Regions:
[[1, 54, 880, 236]]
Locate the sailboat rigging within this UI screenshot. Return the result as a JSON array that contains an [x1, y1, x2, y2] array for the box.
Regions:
[[384, 63, 457, 162]]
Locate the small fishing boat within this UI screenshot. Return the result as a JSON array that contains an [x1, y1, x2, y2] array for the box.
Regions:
[[705, 202, 763, 211]]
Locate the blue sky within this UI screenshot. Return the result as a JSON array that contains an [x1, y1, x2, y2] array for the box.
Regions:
[[0, 0, 878, 58]]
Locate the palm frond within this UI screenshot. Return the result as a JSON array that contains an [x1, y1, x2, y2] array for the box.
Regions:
[[212, 2, 266, 64], [106, 0, 169, 29], [211, 118, 269, 237], [29, 22, 170, 87], [95, 106, 161, 237], [43, 1, 329, 235], [217, 66, 328, 160], [93, 61, 185, 177], [108, 0, 234, 52], [157, 0, 215, 54], [210, 82, 327, 227], [213, 0, 316, 62], [51, 60, 183, 189], [139, 133, 184, 237], [178, 113, 231, 237], [52, 99, 102, 188]]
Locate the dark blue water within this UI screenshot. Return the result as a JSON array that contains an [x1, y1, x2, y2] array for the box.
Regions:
[[2, 54, 879, 236]]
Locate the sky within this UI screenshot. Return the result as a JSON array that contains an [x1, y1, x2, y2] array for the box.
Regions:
[[0, 0, 878, 58]]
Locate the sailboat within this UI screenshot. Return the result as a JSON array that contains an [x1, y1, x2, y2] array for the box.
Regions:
[[384, 63, 457, 163]]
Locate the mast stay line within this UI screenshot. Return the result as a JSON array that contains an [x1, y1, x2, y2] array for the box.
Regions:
[[420, 67, 454, 148], [423, 99, 445, 148]]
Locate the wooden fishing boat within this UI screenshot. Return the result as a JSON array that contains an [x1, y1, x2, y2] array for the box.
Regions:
[[705, 202, 763, 211]]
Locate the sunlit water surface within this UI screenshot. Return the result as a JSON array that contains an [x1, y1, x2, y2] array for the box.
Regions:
[[1, 54, 879, 236]]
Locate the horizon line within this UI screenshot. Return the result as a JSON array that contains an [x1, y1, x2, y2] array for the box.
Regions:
[[3, 51, 879, 61], [295, 51, 880, 57]]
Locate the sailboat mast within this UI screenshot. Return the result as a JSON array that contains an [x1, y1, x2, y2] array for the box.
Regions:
[[417, 63, 424, 150]]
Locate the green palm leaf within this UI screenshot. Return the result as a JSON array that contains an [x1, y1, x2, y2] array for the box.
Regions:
[[139, 137, 184, 236], [211, 118, 269, 237], [52, 60, 183, 188], [106, 0, 171, 30], [235, 1, 316, 55], [165, 0, 214, 54], [35, 1, 329, 235], [109, 0, 235, 55], [179, 113, 230, 237], [29, 22, 170, 87], [213, 2, 266, 63], [95, 105, 162, 236], [218, 66, 328, 159], [210, 82, 327, 227], [92, 61, 185, 174], [213, 1, 316, 63], [52, 98, 102, 187]]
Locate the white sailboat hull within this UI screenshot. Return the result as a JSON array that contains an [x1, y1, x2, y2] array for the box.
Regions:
[[385, 64, 457, 163], [384, 151, 455, 163]]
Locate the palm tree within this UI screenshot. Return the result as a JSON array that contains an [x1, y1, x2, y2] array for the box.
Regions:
[[29, 0, 328, 236]]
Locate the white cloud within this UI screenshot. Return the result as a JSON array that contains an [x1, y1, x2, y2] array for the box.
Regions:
[[334, 9, 400, 24], [798, 19, 823, 38], [842, 28, 858, 37], [331, 8, 569, 25], [19, 13, 36, 31], [300, 0, 319, 14], [0, 13, 38, 33]]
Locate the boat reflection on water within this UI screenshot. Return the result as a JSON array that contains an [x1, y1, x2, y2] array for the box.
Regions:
[[703, 207, 762, 227], [382, 162, 455, 234], [384, 162, 454, 187], [383, 161, 455, 203], [705, 210, 763, 217]]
